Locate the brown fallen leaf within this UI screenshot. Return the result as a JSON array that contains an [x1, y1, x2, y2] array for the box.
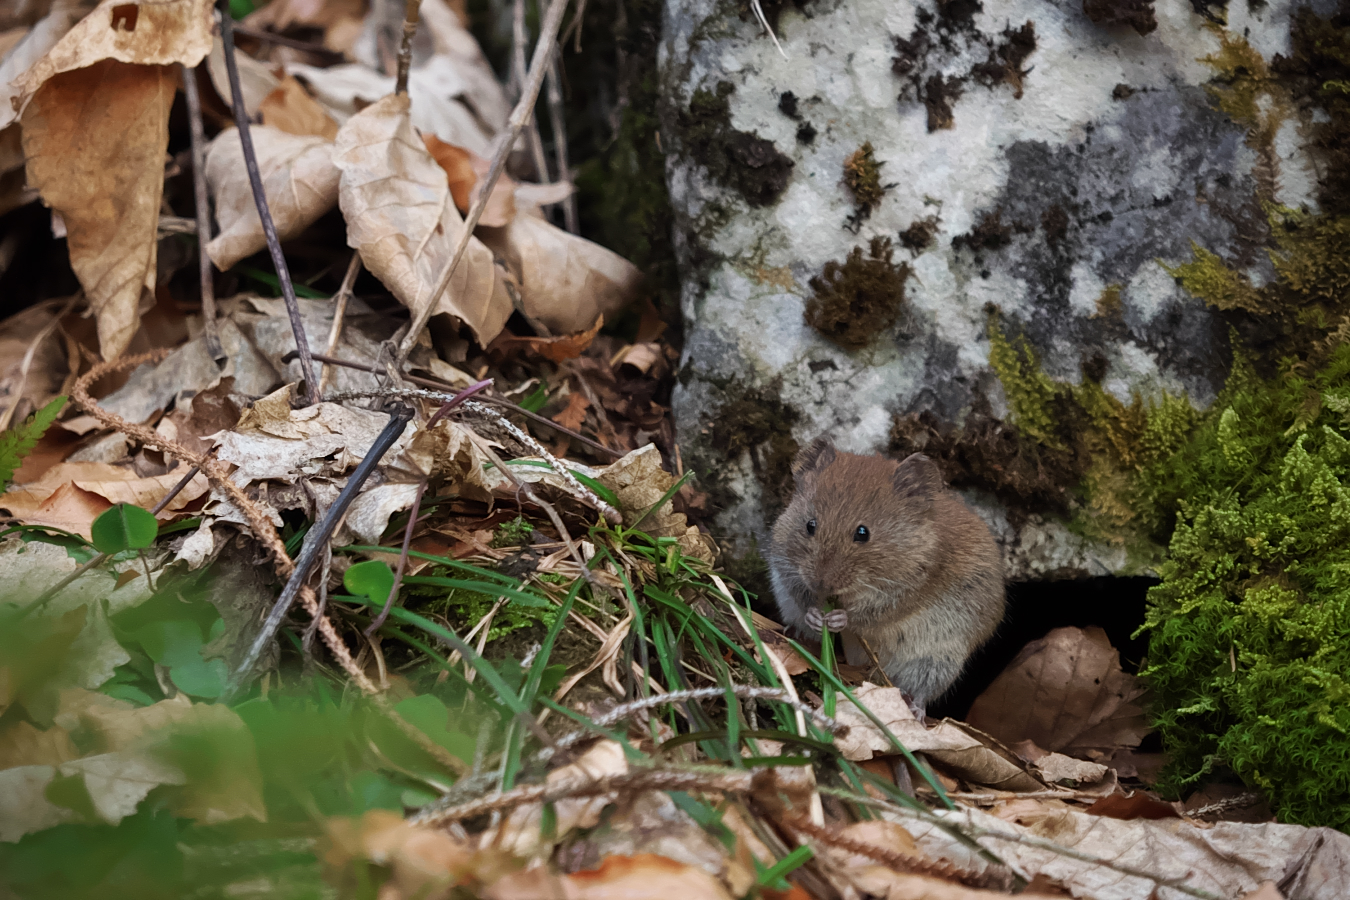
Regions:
[[334, 93, 511, 347], [423, 133, 515, 226], [487, 316, 604, 363], [205, 125, 340, 270], [22, 60, 175, 359], [244, 0, 365, 52], [552, 391, 591, 432], [1, 461, 209, 522], [0, 1, 90, 134], [479, 213, 643, 336], [966, 626, 1150, 759], [4, 480, 111, 537], [484, 854, 735, 900], [205, 36, 277, 117], [597, 444, 716, 563], [1084, 791, 1180, 821], [260, 74, 340, 140]]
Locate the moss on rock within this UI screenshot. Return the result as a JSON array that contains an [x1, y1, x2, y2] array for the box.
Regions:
[[804, 237, 912, 349]]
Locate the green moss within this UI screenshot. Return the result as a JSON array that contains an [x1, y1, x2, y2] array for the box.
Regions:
[[1163, 243, 1264, 313], [490, 516, 534, 548], [986, 314, 1066, 449], [1139, 345, 1350, 828], [804, 237, 911, 349]]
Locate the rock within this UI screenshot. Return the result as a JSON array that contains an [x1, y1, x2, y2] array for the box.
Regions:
[[661, 0, 1329, 579]]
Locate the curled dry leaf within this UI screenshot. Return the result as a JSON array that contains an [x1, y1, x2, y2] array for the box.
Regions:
[[22, 60, 175, 359], [205, 125, 340, 270], [0, 0, 90, 132], [478, 214, 643, 337], [966, 626, 1150, 759], [206, 36, 277, 118], [484, 853, 735, 900], [1, 460, 209, 526], [334, 93, 511, 347], [423, 134, 514, 226], [488, 315, 604, 363], [259, 74, 340, 140]]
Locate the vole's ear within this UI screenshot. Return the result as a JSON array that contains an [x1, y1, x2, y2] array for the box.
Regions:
[[792, 436, 837, 481], [893, 453, 942, 500]]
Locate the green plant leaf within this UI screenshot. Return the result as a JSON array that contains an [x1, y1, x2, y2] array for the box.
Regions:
[[344, 560, 395, 601], [0, 395, 66, 491], [90, 503, 158, 554]]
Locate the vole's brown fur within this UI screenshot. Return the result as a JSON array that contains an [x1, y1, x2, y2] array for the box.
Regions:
[[768, 438, 1005, 709]]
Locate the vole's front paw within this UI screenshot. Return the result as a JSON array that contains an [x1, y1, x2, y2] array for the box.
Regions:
[[824, 609, 848, 631], [804, 607, 824, 632]]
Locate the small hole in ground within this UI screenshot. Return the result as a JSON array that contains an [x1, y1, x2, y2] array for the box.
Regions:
[[932, 575, 1157, 721]]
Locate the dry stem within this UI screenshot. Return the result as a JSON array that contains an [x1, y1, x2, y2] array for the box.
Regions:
[[181, 63, 224, 365]]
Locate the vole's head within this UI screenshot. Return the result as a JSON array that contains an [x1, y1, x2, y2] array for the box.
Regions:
[[770, 437, 943, 610]]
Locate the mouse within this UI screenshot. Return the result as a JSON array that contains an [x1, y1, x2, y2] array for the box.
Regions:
[[767, 437, 1006, 716]]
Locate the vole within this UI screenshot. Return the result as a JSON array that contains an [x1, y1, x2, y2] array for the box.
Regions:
[[768, 438, 1005, 715]]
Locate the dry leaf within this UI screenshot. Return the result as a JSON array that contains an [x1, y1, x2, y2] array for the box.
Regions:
[[205, 125, 340, 270], [1241, 883, 1285, 900], [0, 766, 76, 840], [0, 298, 71, 415], [484, 854, 734, 900], [597, 444, 716, 563], [488, 316, 604, 363], [12, 0, 213, 109], [479, 740, 627, 857], [0, 720, 79, 768], [907, 804, 1350, 900], [206, 35, 277, 117], [334, 93, 511, 346], [22, 60, 174, 359], [260, 74, 340, 140], [0, 0, 90, 132], [1084, 791, 1180, 821], [324, 809, 514, 899], [2, 461, 209, 528], [479, 214, 642, 336], [244, 0, 365, 52], [422, 133, 514, 226], [966, 626, 1150, 759], [552, 392, 590, 432], [288, 59, 497, 157]]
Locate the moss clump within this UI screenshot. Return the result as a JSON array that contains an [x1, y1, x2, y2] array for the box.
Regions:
[[680, 81, 794, 208], [952, 208, 1013, 252], [1082, 0, 1157, 37], [1140, 346, 1350, 829], [843, 142, 886, 218], [899, 215, 940, 252], [491, 516, 534, 548], [804, 237, 912, 349]]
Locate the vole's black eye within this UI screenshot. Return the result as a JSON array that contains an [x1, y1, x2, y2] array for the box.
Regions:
[[806, 518, 817, 536], [854, 525, 869, 543]]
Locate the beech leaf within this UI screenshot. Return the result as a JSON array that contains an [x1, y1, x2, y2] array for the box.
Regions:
[[333, 93, 512, 346]]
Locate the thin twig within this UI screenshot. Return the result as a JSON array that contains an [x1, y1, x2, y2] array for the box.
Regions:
[[513, 0, 551, 183], [181, 63, 225, 365], [17, 461, 206, 619], [320, 372, 621, 458], [226, 404, 415, 698], [319, 252, 362, 396], [414, 766, 757, 826], [393, 0, 422, 96], [783, 814, 978, 886], [363, 379, 492, 635], [397, 0, 571, 362], [216, 1, 319, 406], [545, 57, 577, 233]]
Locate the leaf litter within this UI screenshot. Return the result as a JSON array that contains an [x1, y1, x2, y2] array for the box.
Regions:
[[0, 0, 1344, 897]]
